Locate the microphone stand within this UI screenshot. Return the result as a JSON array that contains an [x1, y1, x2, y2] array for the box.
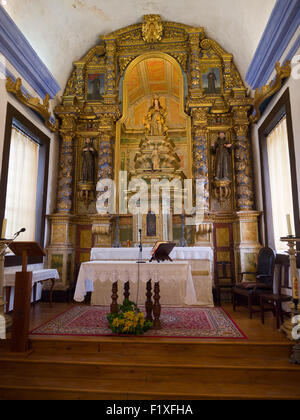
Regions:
[[137, 229, 146, 264], [136, 229, 145, 307]]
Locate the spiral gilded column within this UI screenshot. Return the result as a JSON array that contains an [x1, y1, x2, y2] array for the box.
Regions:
[[93, 131, 114, 247], [233, 107, 255, 211], [192, 108, 210, 211], [98, 133, 113, 181], [56, 115, 77, 213]]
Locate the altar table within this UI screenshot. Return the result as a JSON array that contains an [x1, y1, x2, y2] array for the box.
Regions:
[[74, 261, 198, 307], [89, 247, 214, 307]]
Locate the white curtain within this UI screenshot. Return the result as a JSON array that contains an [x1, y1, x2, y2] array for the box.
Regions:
[[4, 127, 39, 241], [267, 117, 295, 251]]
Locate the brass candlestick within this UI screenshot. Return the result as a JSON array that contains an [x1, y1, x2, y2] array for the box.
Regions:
[[280, 237, 300, 364]]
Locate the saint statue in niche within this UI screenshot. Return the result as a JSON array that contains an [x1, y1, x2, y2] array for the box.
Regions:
[[207, 69, 217, 94], [87, 74, 105, 101], [151, 147, 161, 170], [146, 212, 157, 237], [202, 68, 221, 94], [211, 132, 232, 180], [143, 95, 168, 136], [81, 138, 96, 182]]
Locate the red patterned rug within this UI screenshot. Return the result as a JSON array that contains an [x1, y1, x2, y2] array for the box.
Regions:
[[30, 306, 247, 339]]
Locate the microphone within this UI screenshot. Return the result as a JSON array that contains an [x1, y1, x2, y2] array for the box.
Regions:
[[0, 228, 26, 256], [15, 228, 26, 237]]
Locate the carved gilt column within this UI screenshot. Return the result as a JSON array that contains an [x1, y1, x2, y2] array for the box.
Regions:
[[188, 31, 203, 98], [47, 114, 77, 292], [92, 120, 115, 248], [233, 106, 254, 211], [98, 132, 114, 181], [56, 115, 76, 213], [103, 38, 117, 103], [233, 106, 261, 280], [192, 108, 210, 212]]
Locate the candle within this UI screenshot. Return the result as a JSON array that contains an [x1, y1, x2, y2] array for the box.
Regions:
[[286, 214, 293, 236], [1, 219, 7, 239]]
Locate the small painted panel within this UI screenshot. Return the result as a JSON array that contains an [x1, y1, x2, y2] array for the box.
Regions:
[[87, 73, 105, 101], [202, 67, 222, 94]]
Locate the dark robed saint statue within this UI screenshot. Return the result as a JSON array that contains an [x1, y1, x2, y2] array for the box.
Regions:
[[211, 132, 232, 180], [207, 69, 217, 94], [81, 138, 96, 182]]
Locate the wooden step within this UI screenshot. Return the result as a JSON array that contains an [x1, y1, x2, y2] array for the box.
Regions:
[[1, 359, 300, 399], [29, 337, 293, 365], [0, 334, 298, 400], [0, 384, 299, 401]]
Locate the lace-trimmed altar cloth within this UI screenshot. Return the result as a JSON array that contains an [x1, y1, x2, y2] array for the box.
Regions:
[[74, 261, 199, 307]]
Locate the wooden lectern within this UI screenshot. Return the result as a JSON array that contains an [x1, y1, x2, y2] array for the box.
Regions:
[[9, 242, 46, 353]]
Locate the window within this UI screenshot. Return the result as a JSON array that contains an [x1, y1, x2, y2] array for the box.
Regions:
[[259, 89, 300, 265], [4, 125, 39, 241], [0, 103, 50, 267], [266, 117, 295, 251]]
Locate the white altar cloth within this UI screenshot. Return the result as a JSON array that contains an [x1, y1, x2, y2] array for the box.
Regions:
[[3, 269, 59, 313], [90, 247, 213, 262], [4, 269, 59, 287], [89, 247, 214, 307], [74, 261, 198, 307]]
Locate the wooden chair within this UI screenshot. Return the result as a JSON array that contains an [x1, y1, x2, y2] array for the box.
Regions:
[[233, 247, 276, 319], [214, 261, 235, 306], [260, 258, 292, 329]]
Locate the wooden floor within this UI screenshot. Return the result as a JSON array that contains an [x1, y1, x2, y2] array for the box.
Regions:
[[0, 302, 299, 400]]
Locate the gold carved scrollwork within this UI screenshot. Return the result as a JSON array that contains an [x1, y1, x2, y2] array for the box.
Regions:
[[250, 61, 291, 124], [6, 77, 58, 132], [142, 15, 163, 43], [119, 56, 136, 75], [200, 38, 228, 58], [169, 52, 188, 72]]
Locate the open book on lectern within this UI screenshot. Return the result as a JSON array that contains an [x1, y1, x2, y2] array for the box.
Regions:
[[150, 241, 176, 263]]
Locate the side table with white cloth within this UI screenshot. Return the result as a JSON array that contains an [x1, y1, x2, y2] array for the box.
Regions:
[[4, 269, 59, 312], [89, 247, 214, 307], [74, 261, 198, 307]]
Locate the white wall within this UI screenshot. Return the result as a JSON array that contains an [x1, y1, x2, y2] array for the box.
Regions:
[[3, 0, 276, 89], [0, 54, 59, 253]]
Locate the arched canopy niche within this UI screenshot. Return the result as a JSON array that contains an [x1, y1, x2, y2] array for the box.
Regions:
[[115, 52, 192, 190]]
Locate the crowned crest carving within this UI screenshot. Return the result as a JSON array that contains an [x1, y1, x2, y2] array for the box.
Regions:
[[142, 15, 163, 43]]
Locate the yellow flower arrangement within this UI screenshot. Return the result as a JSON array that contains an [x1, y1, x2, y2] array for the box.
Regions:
[[107, 300, 152, 335]]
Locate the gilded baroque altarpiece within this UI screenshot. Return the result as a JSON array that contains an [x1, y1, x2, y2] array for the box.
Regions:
[[47, 15, 260, 291]]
